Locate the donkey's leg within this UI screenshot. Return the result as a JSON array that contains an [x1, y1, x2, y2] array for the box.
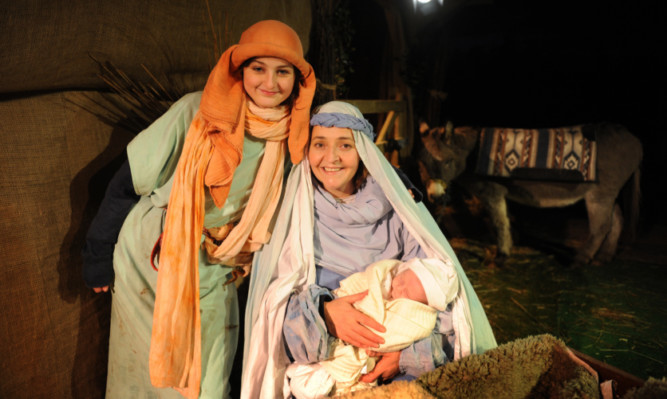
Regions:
[[576, 196, 615, 265], [479, 183, 513, 258], [596, 203, 623, 263]]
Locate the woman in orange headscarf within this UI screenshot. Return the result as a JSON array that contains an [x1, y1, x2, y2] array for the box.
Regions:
[[81, 20, 315, 398]]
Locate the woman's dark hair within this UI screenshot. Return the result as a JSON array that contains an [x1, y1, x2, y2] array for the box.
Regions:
[[352, 161, 369, 192], [239, 57, 302, 107]]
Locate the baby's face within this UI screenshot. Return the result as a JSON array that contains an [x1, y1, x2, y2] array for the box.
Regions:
[[389, 269, 428, 305]]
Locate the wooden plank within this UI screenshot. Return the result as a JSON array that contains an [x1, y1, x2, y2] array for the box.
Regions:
[[376, 110, 396, 144], [569, 347, 644, 396], [344, 98, 412, 157], [344, 99, 406, 114]]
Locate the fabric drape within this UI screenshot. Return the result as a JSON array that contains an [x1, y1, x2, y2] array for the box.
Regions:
[[148, 21, 316, 397], [241, 126, 497, 399], [149, 101, 289, 399]]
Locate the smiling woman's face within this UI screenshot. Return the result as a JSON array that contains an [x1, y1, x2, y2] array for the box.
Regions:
[[308, 125, 360, 199], [242, 57, 295, 109]]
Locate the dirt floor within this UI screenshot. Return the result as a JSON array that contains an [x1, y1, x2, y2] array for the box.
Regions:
[[440, 201, 667, 383]]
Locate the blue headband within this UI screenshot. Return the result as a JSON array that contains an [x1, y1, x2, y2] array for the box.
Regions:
[[310, 112, 375, 141]]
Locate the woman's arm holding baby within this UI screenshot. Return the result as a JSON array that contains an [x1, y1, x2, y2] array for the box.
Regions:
[[283, 285, 387, 363], [323, 291, 386, 348]]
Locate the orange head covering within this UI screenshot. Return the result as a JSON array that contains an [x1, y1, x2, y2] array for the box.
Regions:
[[200, 19, 316, 207]]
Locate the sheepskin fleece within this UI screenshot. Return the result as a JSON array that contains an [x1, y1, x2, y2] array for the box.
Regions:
[[622, 377, 667, 399], [416, 334, 599, 399], [338, 334, 601, 399], [337, 381, 435, 399]]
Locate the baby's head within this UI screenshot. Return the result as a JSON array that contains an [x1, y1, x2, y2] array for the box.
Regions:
[[390, 259, 453, 311], [389, 268, 428, 305]]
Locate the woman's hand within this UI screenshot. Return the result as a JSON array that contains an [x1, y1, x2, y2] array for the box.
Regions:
[[92, 286, 109, 293], [323, 290, 386, 348], [360, 350, 401, 383]]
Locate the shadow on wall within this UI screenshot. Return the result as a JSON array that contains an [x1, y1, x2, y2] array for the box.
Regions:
[[57, 125, 134, 398]]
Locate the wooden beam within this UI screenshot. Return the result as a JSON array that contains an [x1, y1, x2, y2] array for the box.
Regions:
[[344, 98, 412, 157], [376, 110, 396, 144], [343, 99, 406, 115]]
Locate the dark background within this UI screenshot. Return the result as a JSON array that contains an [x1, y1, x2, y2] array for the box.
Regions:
[[347, 0, 667, 228], [340, 2, 667, 383]]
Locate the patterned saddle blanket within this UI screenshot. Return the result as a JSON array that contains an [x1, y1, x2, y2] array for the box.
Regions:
[[475, 125, 597, 182]]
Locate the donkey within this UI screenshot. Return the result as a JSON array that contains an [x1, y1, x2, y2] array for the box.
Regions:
[[417, 122, 642, 265]]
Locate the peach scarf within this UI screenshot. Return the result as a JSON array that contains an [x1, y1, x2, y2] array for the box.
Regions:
[[149, 99, 289, 399], [148, 20, 315, 396]]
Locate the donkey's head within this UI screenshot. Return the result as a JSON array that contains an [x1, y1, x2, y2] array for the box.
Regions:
[[417, 122, 479, 203]]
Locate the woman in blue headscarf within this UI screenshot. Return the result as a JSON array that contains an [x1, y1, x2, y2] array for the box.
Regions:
[[242, 101, 496, 398]]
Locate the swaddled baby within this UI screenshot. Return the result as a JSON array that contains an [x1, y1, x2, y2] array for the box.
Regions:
[[287, 257, 458, 398]]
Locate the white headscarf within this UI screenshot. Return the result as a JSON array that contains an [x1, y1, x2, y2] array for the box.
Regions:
[[241, 101, 497, 399]]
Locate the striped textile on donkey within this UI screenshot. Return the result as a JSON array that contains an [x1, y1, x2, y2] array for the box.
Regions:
[[475, 125, 597, 182]]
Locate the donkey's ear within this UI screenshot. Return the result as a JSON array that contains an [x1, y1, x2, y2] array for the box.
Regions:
[[419, 121, 430, 135], [444, 121, 453, 143], [453, 126, 479, 150], [417, 160, 430, 185]]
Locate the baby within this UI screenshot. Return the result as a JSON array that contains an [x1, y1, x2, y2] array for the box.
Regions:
[[387, 261, 429, 303], [287, 258, 459, 398]]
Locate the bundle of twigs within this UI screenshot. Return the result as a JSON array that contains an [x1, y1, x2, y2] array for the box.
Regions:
[[90, 55, 181, 133], [90, 0, 230, 134]]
